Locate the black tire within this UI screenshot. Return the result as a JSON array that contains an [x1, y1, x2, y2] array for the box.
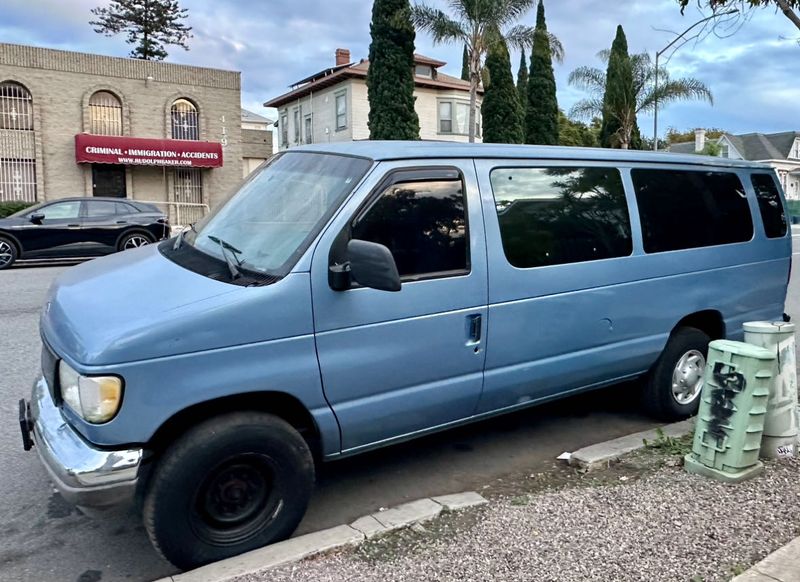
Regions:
[[0, 236, 18, 270], [642, 326, 710, 421], [143, 412, 315, 570], [117, 231, 154, 252]]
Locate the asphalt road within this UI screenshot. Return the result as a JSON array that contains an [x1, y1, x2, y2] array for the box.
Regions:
[[2, 242, 799, 582]]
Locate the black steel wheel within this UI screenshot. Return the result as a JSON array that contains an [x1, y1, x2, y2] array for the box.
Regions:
[[143, 412, 314, 570]]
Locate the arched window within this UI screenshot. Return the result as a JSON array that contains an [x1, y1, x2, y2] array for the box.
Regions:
[[0, 81, 37, 202], [89, 91, 123, 136], [0, 81, 33, 130], [171, 98, 199, 140]]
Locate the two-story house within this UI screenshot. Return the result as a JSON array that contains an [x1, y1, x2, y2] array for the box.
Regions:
[[264, 49, 482, 149], [671, 129, 800, 200]]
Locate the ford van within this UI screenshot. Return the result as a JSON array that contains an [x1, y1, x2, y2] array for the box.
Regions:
[[19, 142, 791, 569]]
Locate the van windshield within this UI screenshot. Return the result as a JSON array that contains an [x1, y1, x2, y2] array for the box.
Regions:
[[185, 152, 372, 275]]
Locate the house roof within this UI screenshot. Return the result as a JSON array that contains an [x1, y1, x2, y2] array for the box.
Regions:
[[670, 131, 800, 160], [283, 140, 772, 169], [264, 54, 476, 108], [241, 108, 274, 124]]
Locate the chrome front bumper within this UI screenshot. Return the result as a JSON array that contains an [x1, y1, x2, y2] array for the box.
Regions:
[[28, 376, 143, 510]]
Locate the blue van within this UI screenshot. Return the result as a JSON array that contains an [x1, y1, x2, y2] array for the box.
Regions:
[[19, 142, 790, 569]]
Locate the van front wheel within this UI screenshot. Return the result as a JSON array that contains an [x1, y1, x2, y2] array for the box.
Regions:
[[143, 412, 315, 570], [643, 326, 710, 421]]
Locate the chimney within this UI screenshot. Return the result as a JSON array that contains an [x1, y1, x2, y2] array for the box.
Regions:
[[335, 48, 351, 67], [695, 128, 706, 153]]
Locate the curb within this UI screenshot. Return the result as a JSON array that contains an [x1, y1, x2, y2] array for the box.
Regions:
[[155, 491, 488, 582], [731, 535, 800, 582], [569, 419, 695, 471]]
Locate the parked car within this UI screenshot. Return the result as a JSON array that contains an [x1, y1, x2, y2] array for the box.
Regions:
[[0, 197, 169, 269], [18, 143, 791, 570]]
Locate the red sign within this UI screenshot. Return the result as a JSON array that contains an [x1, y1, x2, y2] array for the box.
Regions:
[[75, 134, 223, 168]]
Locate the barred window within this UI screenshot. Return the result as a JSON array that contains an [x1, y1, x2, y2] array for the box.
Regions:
[[0, 82, 33, 131], [0, 81, 36, 202], [89, 91, 123, 136], [173, 168, 205, 224], [171, 98, 199, 140]]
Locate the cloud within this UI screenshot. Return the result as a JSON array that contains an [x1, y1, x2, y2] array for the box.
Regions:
[[1, 0, 797, 136]]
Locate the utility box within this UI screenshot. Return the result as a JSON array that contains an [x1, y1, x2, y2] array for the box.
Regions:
[[743, 321, 799, 459], [684, 339, 775, 483]]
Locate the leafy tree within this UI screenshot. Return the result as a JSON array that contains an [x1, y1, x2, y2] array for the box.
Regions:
[[367, 0, 420, 140], [525, 0, 559, 145], [482, 40, 524, 143], [90, 0, 191, 60], [461, 44, 470, 80], [678, 0, 800, 32], [666, 126, 726, 143], [516, 48, 528, 114], [412, 0, 563, 143], [569, 26, 713, 149], [558, 110, 598, 147], [698, 140, 723, 156]]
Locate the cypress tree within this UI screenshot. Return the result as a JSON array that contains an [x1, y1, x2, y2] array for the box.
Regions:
[[524, 0, 558, 145], [482, 40, 524, 144], [516, 49, 528, 115], [599, 25, 637, 149], [366, 0, 420, 140], [461, 44, 469, 81]]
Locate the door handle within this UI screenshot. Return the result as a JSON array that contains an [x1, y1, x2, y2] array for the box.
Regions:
[[116, 220, 127, 224], [67, 224, 80, 228], [466, 314, 482, 344]]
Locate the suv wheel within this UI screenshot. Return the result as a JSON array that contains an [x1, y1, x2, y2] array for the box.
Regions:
[[0, 236, 18, 270], [118, 232, 153, 251]]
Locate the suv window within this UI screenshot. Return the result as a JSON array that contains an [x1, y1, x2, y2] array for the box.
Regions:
[[39, 201, 81, 220], [351, 177, 469, 279], [86, 201, 117, 217], [632, 169, 753, 253], [751, 173, 787, 238], [489, 167, 632, 268]]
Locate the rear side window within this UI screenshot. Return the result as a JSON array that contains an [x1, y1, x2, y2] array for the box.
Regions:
[[115, 202, 138, 214], [751, 173, 787, 238], [632, 169, 753, 253], [86, 201, 117, 217], [489, 167, 632, 268], [351, 177, 468, 279]]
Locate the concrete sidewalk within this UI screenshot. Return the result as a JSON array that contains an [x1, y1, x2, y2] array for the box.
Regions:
[[733, 536, 800, 582]]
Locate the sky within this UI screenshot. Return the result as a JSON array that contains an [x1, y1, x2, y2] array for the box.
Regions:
[[2, 0, 798, 139]]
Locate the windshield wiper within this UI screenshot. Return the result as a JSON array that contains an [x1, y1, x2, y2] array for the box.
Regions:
[[207, 235, 243, 280], [173, 222, 197, 250]]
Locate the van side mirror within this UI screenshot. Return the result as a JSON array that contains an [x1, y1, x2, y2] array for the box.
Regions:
[[329, 239, 401, 292], [30, 212, 44, 224]]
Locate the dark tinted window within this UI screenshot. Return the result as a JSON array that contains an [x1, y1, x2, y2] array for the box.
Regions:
[[751, 174, 787, 238], [632, 169, 753, 253], [115, 202, 138, 215], [351, 178, 468, 279], [86, 201, 117, 217], [490, 167, 632, 268]]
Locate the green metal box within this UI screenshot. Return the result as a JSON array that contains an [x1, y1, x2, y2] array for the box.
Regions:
[[684, 339, 775, 483]]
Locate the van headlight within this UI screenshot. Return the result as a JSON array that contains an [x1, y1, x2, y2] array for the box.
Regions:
[[58, 361, 123, 424]]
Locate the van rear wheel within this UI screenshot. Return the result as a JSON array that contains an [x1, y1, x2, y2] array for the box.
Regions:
[[642, 326, 710, 421], [143, 412, 315, 570]]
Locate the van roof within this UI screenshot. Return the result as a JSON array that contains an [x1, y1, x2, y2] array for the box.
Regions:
[[291, 141, 773, 170]]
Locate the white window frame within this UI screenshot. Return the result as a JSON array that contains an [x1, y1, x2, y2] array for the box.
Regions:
[[280, 111, 289, 147], [335, 91, 347, 131], [438, 99, 475, 136], [790, 139, 800, 160], [292, 106, 302, 144]]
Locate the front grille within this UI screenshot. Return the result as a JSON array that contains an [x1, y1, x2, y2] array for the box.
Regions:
[[40, 341, 59, 404]]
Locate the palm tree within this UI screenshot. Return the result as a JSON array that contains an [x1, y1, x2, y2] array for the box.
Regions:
[[568, 51, 713, 149], [411, 0, 563, 143]]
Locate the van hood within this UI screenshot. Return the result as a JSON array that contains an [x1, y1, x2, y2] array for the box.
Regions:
[[41, 245, 313, 366]]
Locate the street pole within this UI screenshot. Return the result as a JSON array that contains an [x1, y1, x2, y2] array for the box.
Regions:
[[652, 8, 738, 152]]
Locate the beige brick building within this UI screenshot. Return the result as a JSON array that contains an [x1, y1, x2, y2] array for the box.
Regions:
[[0, 42, 272, 216]]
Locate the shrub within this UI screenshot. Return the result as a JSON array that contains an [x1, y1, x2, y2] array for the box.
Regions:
[[0, 201, 35, 218]]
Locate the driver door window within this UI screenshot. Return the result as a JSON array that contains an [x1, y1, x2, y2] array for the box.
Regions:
[[351, 177, 469, 281], [39, 201, 81, 220]]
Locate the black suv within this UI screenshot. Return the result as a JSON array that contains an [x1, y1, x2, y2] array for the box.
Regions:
[[0, 197, 170, 270]]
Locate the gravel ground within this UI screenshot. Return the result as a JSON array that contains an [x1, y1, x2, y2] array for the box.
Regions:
[[241, 457, 800, 582]]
